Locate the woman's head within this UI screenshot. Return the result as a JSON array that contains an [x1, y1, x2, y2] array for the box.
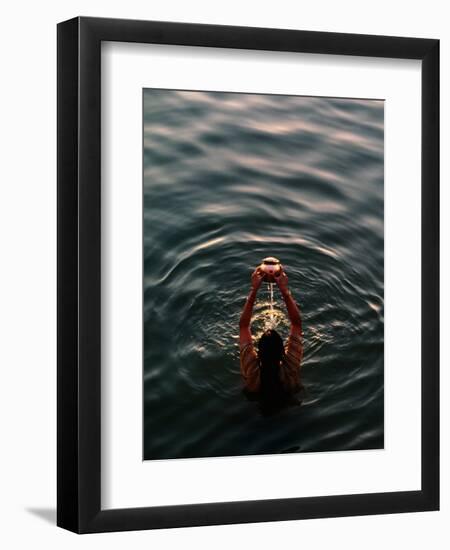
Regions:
[[257, 329, 284, 367], [257, 329, 286, 406]]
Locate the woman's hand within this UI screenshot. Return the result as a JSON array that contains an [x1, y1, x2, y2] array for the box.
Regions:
[[251, 268, 264, 291], [275, 267, 289, 293], [240, 268, 262, 330]]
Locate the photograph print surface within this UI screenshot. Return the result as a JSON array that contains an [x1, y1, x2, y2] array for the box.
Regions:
[[143, 89, 384, 460]]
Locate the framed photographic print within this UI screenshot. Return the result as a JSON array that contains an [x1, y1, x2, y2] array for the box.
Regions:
[[57, 17, 439, 533]]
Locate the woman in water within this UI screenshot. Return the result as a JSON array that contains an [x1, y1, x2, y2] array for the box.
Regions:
[[239, 266, 303, 404]]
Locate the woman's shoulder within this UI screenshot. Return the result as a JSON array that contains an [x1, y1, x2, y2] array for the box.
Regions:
[[240, 341, 257, 360], [284, 332, 303, 362], [281, 334, 302, 390], [240, 342, 260, 392]]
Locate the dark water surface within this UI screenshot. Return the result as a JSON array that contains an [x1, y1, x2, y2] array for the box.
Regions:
[[143, 90, 384, 460]]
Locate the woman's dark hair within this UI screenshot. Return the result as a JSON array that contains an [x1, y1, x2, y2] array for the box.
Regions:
[[257, 329, 286, 403]]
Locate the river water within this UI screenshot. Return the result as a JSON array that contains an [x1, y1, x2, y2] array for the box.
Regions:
[[143, 89, 384, 460]]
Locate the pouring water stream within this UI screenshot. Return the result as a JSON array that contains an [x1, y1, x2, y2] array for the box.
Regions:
[[267, 282, 275, 328]]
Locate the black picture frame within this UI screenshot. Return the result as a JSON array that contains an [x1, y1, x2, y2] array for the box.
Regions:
[[57, 16, 439, 533]]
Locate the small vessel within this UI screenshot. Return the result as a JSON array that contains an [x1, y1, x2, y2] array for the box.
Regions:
[[259, 257, 282, 283]]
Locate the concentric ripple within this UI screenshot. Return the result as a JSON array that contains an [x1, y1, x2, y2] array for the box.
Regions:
[[143, 90, 384, 459]]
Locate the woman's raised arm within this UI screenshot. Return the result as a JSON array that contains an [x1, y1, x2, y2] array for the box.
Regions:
[[275, 268, 302, 337], [239, 268, 264, 347]]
